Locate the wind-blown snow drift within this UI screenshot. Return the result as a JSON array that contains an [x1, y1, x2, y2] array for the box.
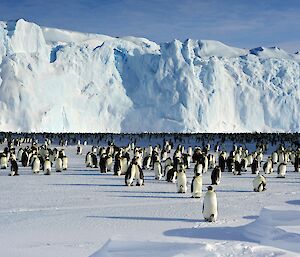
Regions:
[[0, 19, 299, 132]]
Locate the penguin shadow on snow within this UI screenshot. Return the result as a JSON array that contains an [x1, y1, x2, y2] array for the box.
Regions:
[[286, 200, 300, 205], [104, 190, 179, 194], [243, 215, 259, 220], [50, 183, 124, 187], [87, 215, 200, 223], [211, 189, 253, 193], [112, 194, 190, 199], [164, 224, 255, 243], [61, 173, 105, 176]]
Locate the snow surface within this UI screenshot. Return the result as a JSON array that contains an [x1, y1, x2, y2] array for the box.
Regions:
[[0, 138, 299, 257], [0, 19, 299, 133]]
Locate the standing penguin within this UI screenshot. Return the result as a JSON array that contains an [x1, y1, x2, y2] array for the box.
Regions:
[[211, 166, 222, 185], [21, 150, 29, 167], [55, 157, 63, 172], [135, 163, 144, 186], [194, 161, 203, 175], [202, 186, 218, 222], [91, 153, 98, 168], [9, 157, 19, 176], [253, 174, 266, 192], [153, 156, 163, 180], [0, 153, 8, 169], [218, 152, 226, 172], [99, 153, 108, 173], [125, 157, 144, 186], [272, 152, 278, 164], [263, 158, 273, 174], [191, 173, 202, 198], [277, 162, 287, 178], [32, 156, 41, 174], [165, 165, 176, 183], [294, 154, 300, 172], [251, 158, 259, 174], [62, 155, 68, 171], [85, 152, 92, 167], [77, 145, 82, 155], [105, 155, 113, 172], [176, 168, 187, 193], [114, 154, 122, 176], [44, 157, 51, 175]]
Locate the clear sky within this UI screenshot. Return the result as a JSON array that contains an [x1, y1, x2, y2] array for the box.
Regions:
[[1, 0, 299, 53]]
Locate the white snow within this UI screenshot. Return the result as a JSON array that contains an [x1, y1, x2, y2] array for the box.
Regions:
[[0, 19, 299, 132], [0, 138, 299, 257]]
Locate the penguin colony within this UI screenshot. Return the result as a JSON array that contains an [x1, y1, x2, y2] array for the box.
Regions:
[[0, 133, 300, 222]]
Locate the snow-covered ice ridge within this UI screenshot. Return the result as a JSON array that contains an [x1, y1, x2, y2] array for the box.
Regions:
[[0, 19, 299, 133]]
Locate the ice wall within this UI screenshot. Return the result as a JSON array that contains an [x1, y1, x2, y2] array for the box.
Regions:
[[0, 19, 299, 132]]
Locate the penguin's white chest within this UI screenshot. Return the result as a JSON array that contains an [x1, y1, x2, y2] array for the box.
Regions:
[[203, 192, 218, 221]]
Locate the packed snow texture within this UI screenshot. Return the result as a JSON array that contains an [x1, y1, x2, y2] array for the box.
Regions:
[[0, 137, 300, 257], [0, 19, 299, 132]]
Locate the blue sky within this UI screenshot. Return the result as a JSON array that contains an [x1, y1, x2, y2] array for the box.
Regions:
[[1, 0, 299, 52]]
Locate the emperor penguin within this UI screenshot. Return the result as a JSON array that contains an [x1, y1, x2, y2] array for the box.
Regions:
[[17, 148, 23, 161], [253, 174, 266, 192], [203, 155, 209, 173], [85, 152, 92, 167], [55, 157, 63, 172], [161, 149, 168, 162], [247, 154, 254, 166], [218, 152, 226, 172], [176, 167, 187, 193], [135, 163, 144, 186], [21, 150, 29, 167], [105, 155, 113, 172], [9, 157, 19, 176], [272, 151, 278, 164], [125, 158, 144, 186], [165, 164, 176, 183], [114, 153, 122, 176], [163, 156, 172, 171], [251, 158, 259, 174], [99, 153, 108, 173], [120, 157, 129, 176], [91, 153, 98, 168], [191, 172, 202, 198], [32, 156, 41, 174], [202, 186, 218, 222], [183, 153, 192, 169], [263, 158, 273, 174], [153, 155, 163, 180], [294, 154, 300, 172], [257, 152, 263, 165], [278, 151, 285, 163], [44, 157, 51, 175], [62, 156, 68, 170], [233, 160, 242, 175], [241, 158, 248, 172], [194, 162, 203, 175], [277, 162, 287, 178], [208, 154, 216, 169], [77, 145, 83, 155], [0, 153, 8, 169], [211, 166, 222, 185], [143, 155, 152, 170]]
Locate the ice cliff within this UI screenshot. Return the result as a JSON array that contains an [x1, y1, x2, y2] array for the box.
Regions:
[[0, 19, 299, 132]]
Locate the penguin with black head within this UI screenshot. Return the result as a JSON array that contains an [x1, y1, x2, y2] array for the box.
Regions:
[[9, 156, 19, 176], [202, 186, 218, 222]]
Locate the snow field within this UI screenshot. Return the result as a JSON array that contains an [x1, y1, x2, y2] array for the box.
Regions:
[[0, 140, 299, 257]]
